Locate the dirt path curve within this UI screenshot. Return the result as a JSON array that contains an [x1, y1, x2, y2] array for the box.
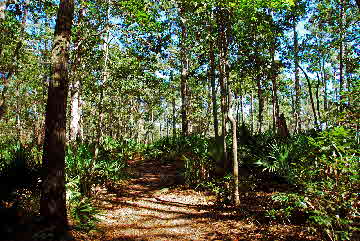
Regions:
[[76, 159, 316, 241]]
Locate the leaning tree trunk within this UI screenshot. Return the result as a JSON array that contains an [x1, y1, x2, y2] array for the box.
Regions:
[[40, 0, 74, 234], [299, 65, 318, 129]]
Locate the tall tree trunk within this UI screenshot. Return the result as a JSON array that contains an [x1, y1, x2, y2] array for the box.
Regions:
[[40, 0, 74, 234], [339, 0, 345, 111], [228, 89, 240, 206], [322, 59, 328, 112], [299, 65, 318, 129], [270, 46, 280, 133], [0, 1, 5, 19], [172, 97, 176, 137], [256, 77, 264, 134], [250, 92, 254, 134], [209, 36, 219, 138], [180, 6, 189, 136], [316, 73, 322, 121], [293, 12, 301, 133], [235, 93, 240, 124], [218, 7, 229, 171], [95, 0, 111, 156], [240, 93, 244, 124], [69, 1, 85, 142], [206, 75, 212, 136], [70, 79, 82, 142]]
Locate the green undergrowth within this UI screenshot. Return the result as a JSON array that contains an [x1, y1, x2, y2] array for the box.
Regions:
[[65, 136, 138, 231], [142, 126, 359, 240], [259, 127, 359, 241]]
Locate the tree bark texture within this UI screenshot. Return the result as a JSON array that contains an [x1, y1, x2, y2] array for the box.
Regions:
[[256, 77, 264, 134], [40, 0, 74, 234], [293, 13, 301, 133], [316, 73, 322, 121], [228, 89, 240, 206], [180, 6, 189, 136], [339, 0, 345, 111], [95, 0, 111, 157], [250, 92, 254, 134], [0, 1, 5, 19], [69, 1, 85, 142], [209, 36, 219, 138], [217, 7, 230, 171], [270, 46, 280, 133]]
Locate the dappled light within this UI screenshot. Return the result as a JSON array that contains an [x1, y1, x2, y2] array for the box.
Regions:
[[0, 0, 359, 240]]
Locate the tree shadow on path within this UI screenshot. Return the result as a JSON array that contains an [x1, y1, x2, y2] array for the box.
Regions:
[[91, 158, 318, 241]]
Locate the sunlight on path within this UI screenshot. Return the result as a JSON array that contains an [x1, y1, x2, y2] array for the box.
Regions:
[[92, 159, 249, 241], [86, 159, 316, 241], [97, 189, 251, 241]]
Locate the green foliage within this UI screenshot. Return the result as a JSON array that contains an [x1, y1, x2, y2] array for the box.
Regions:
[[143, 135, 214, 186], [199, 173, 233, 204], [66, 178, 100, 231], [65, 139, 133, 230], [267, 127, 359, 240], [66, 141, 127, 196], [255, 141, 292, 177]]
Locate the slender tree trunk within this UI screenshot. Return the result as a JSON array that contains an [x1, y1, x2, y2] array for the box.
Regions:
[[250, 92, 254, 134], [95, 0, 111, 156], [299, 65, 318, 129], [322, 59, 328, 112], [240, 94, 244, 124], [180, 7, 189, 136], [339, 0, 345, 111], [293, 13, 301, 133], [0, 1, 5, 19], [228, 89, 240, 206], [256, 77, 264, 134], [70, 79, 82, 142], [235, 93, 240, 124], [270, 46, 280, 133], [40, 0, 74, 234], [206, 76, 212, 136], [218, 8, 229, 171], [172, 97, 176, 137], [166, 113, 169, 137], [316, 73, 322, 121], [209, 36, 219, 138], [69, 1, 85, 142]]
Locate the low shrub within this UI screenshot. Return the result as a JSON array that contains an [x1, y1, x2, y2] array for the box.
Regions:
[[267, 127, 359, 241]]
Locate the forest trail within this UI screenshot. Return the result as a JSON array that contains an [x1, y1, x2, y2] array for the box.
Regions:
[[73, 158, 317, 241]]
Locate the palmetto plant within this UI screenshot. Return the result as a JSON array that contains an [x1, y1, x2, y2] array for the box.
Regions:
[[66, 144, 101, 197], [256, 141, 293, 178]]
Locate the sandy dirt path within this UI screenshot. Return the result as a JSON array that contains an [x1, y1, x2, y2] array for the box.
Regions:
[[74, 159, 317, 241]]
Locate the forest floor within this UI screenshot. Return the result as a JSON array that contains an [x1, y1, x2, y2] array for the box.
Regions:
[[71, 158, 320, 241]]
